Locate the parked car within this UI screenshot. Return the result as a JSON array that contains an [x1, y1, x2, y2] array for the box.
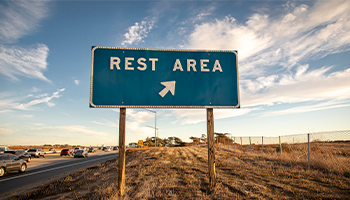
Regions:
[[4, 150, 31, 162], [88, 147, 96, 153], [27, 148, 46, 158], [60, 149, 74, 156], [74, 150, 88, 158], [113, 146, 118, 150], [0, 153, 27, 176]]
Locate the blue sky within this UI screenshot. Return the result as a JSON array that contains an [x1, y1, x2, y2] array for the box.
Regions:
[[0, 0, 349, 146]]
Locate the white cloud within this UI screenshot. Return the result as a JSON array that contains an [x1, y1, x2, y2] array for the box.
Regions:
[[109, 109, 156, 138], [31, 87, 42, 93], [127, 109, 155, 124], [0, 88, 65, 111], [171, 108, 255, 125], [121, 18, 155, 45], [74, 79, 80, 86], [15, 88, 65, 110], [0, 44, 50, 82], [264, 101, 350, 117], [0, 127, 14, 135], [241, 66, 350, 108], [54, 125, 107, 136], [0, 0, 50, 43], [33, 125, 108, 136], [184, 0, 350, 118], [92, 118, 118, 128], [186, 1, 350, 77]]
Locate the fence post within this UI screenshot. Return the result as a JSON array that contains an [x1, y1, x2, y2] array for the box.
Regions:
[[308, 133, 310, 170], [262, 136, 264, 157], [240, 137, 243, 152], [279, 136, 282, 162], [234, 137, 236, 152], [249, 137, 251, 152], [228, 137, 230, 150]]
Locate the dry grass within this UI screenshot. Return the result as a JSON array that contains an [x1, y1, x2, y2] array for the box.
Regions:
[[9, 144, 350, 200]]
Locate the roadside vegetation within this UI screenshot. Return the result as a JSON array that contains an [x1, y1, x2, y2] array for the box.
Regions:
[[8, 144, 350, 199]]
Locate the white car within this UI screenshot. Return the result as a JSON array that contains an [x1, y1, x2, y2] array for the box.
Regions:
[[102, 147, 111, 152], [0, 146, 10, 153], [74, 147, 82, 153]]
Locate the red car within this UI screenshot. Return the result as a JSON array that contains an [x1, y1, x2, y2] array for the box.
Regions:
[[60, 149, 73, 156]]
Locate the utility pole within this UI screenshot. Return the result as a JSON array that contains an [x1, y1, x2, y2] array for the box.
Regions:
[[143, 108, 157, 147]]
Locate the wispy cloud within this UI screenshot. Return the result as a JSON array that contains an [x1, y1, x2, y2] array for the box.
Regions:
[[0, 88, 65, 111], [54, 125, 107, 136], [184, 0, 350, 118], [108, 109, 156, 137], [187, 1, 350, 77], [15, 88, 65, 110], [0, 1, 51, 82], [0, 0, 50, 43], [0, 44, 50, 82], [121, 18, 155, 46], [92, 118, 118, 128], [33, 125, 108, 136], [171, 108, 256, 125], [241, 66, 350, 108], [74, 79, 80, 86], [0, 127, 14, 135], [264, 101, 350, 117]]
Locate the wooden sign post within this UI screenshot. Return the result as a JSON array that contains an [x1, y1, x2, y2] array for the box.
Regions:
[[118, 108, 126, 196], [207, 108, 216, 190]]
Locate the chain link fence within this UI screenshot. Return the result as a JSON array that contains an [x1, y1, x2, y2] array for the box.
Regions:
[[214, 130, 350, 174]]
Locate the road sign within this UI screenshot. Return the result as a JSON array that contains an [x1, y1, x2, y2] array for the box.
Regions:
[[90, 47, 239, 108], [138, 140, 143, 147]]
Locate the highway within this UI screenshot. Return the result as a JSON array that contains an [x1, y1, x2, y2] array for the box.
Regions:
[[0, 151, 118, 196]]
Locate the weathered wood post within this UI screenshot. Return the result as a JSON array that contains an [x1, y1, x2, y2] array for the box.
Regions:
[[262, 136, 264, 157], [118, 108, 126, 196], [207, 108, 216, 191], [279, 136, 282, 162], [308, 133, 310, 170]]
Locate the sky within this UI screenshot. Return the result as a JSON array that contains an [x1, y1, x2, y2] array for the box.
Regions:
[[0, 0, 349, 146]]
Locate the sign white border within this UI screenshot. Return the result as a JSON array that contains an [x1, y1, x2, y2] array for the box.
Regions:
[[90, 46, 240, 109]]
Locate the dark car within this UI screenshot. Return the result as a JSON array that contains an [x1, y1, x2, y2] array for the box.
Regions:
[[74, 150, 88, 158], [113, 146, 118, 150], [4, 150, 31, 162], [60, 149, 73, 156], [27, 148, 46, 158], [88, 147, 96, 153], [0, 153, 27, 176]]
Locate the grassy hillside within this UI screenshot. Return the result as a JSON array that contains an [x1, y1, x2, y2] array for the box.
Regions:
[[9, 145, 350, 199]]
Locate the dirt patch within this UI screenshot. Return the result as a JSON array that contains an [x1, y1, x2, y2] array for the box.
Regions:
[[6, 146, 350, 199]]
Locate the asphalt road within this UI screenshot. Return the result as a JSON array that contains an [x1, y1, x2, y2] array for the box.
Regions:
[[0, 151, 118, 195]]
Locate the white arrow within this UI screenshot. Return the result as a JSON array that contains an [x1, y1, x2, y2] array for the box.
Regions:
[[159, 81, 176, 98]]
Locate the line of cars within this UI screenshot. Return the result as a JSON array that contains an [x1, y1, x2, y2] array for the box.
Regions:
[[0, 148, 46, 177], [1, 146, 115, 177], [101, 146, 118, 151], [60, 147, 96, 158]]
